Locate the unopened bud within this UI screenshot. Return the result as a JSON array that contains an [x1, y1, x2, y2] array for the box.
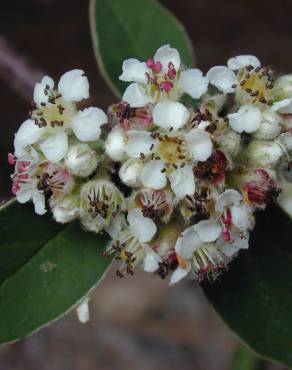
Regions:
[[119, 159, 143, 187], [51, 193, 80, 223], [105, 126, 127, 161], [253, 111, 281, 140], [273, 74, 292, 100], [248, 140, 282, 167], [217, 129, 241, 157], [65, 144, 98, 177]]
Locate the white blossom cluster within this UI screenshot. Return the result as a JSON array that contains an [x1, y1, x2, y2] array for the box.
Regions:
[[10, 45, 292, 283]]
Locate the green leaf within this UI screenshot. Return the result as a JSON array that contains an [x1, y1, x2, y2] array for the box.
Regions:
[[203, 205, 292, 367], [0, 200, 112, 343], [89, 0, 194, 97], [231, 345, 261, 370]]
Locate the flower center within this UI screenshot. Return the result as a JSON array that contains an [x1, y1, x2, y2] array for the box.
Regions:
[[158, 135, 186, 166], [146, 59, 178, 96], [32, 92, 76, 130], [237, 66, 274, 105]]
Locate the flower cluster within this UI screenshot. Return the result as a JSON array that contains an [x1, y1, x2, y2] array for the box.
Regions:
[[10, 45, 292, 284]]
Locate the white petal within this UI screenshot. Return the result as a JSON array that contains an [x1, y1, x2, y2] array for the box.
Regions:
[[14, 119, 44, 147], [178, 69, 208, 99], [119, 158, 143, 187], [76, 299, 90, 324], [52, 196, 79, 223], [40, 131, 68, 162], [153, 101, 190, 131], [215, 189, 242, 213], [58, 69, 89, 102], [32, 191, 47, 215], [142, 245, 162, 273], [105, 213, 127, 239], [231, 204, 253, 230], [271, 98, 292, 114], [154, 44, 181, 73], [33, 76, 54, 106], [105, 126, 127, 161], [140, 160, 167, 189], [170, 265, 190, 285], [119, 58, 148, 83], [122, 83, 154, 108], [128, 208, 157, 243], [194, 220, 222, 243], [227, 55, 261, 70], [206, 66, 237, 93], [169, 165, 195, 200], [72, 107, 107, 142], [126, 130, 156, 158], [16, 183, 32, 203], [228, 105, 261, 133], [175, 226, 201, 258], [186, 128, 213, 161]]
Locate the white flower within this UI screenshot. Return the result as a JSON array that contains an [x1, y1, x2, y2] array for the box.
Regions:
[[215, 189, 254, 241], [80, 179, 125, 233], [14, 70, 107, 162], [64, 144, 98, 177], [105, 208, 160, 276], [170, 219, 222, 284], [119, 44, 208, 107], [105, 123, 198, 198], [12, 153, 74, 215], [206, 55, 260, 94], [206, 56, 276, 110]]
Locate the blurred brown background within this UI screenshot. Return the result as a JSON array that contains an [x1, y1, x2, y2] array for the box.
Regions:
[[0, 0, 291, 369]]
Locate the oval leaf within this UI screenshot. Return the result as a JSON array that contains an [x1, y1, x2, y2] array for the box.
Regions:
[[89, 0, 194, 97], [203, 205, 292, 367], [0, 201, 112, 343]]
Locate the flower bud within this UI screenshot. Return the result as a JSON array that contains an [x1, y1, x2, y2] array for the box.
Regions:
[[241, 169, 281, 208], [105, 126, 127, 161], [119, 159, 143, 187], [51, 193, 80, 223], [273, 74, 292, 100], [80, 179, 125, 233], [217, 129, 241, 157], [278, 132, 292, 152], [65, 144, 98, 177], [253, 111, 281, 140], [248, 140, 282, 167]]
